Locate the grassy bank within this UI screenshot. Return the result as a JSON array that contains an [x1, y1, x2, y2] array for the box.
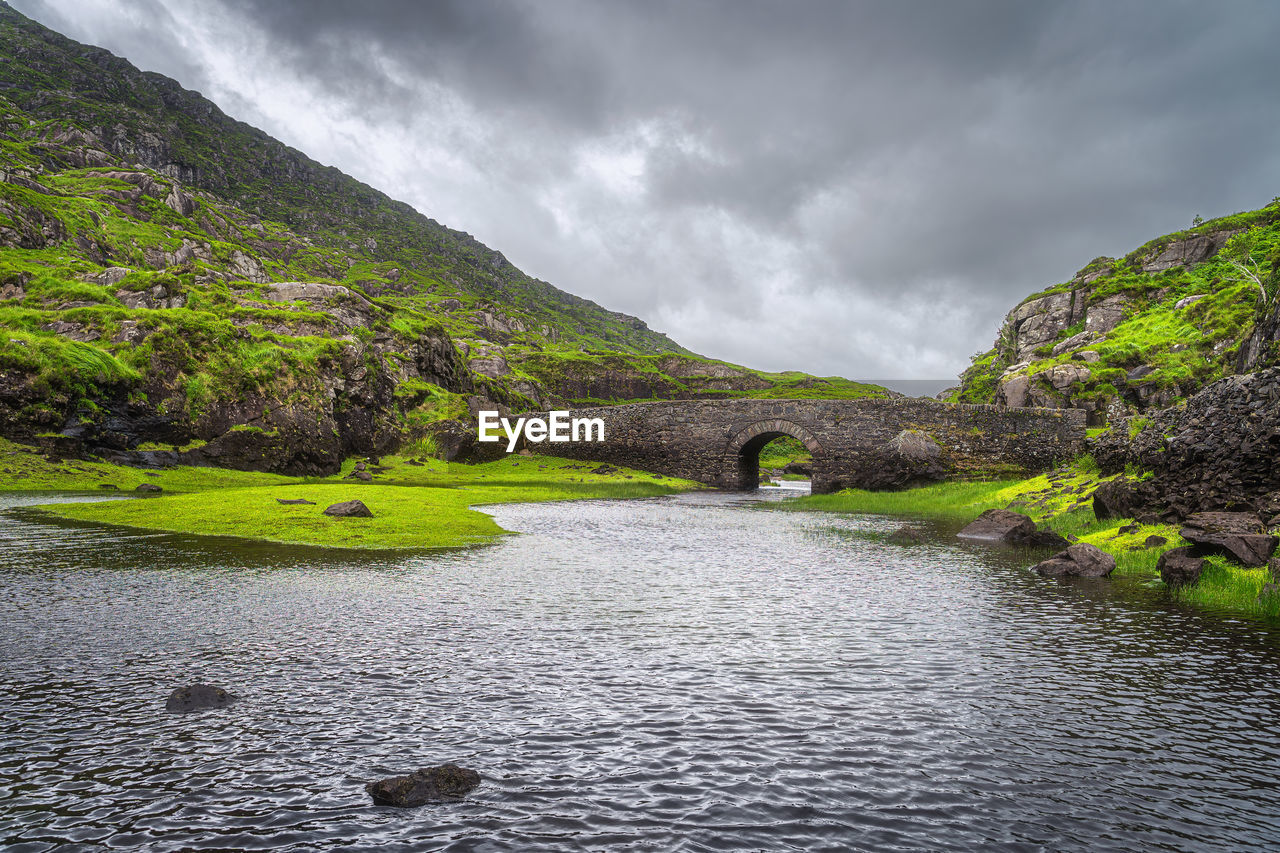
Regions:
[[783, 460, 1280, 620], [9, 439, 697, 549]]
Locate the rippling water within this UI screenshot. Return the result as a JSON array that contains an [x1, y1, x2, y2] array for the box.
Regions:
[[3, 488, 1280, 851]]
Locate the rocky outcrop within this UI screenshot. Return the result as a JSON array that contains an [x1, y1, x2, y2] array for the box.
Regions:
[[1032, 543, 1116, 577], [366, 765, 481, 806], [1096, 368, 1280, 519]]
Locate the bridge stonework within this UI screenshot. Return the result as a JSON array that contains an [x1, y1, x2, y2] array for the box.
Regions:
[[526, 398, 1087, 493]]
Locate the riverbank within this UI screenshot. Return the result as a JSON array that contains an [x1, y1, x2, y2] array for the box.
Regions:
[[4, 439, 698, 549], [781, 458, 1280, 620]]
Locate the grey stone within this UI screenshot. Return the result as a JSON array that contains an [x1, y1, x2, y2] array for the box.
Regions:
[[323, 500, 372, 518], [134, 483, 162, 493], [276, 498, 316, 505], [1180, 512, 1278, 567], [1032, 543, 1116, 577], [366, 764, 481, 806], [1158, 547, 1205, 588]]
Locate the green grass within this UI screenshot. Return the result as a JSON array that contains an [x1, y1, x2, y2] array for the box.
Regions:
[[781, 457, 1280, 621], [26, 447, 699, 549]]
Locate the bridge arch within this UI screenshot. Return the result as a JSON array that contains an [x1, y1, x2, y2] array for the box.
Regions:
[[725, 418, 824, 490]]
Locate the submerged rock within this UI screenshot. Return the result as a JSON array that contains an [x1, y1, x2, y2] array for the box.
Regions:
[[324, 500, 372, 518], [1032, 543, 1116, 578], [1180, 512, 1278, 567], [166, 683, 234, 713], [366, 764, 481, 806], [886, 525, 928, 545], [1158, 547, 1205, 588]]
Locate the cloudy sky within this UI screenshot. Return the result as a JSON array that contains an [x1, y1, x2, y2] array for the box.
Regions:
[[13, 0, 1280, 381]]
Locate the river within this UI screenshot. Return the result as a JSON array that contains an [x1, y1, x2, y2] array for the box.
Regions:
[[2, 488, 1280, 851]]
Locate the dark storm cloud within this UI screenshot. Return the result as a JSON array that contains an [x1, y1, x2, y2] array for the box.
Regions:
[[13, 0, 1280, 377]]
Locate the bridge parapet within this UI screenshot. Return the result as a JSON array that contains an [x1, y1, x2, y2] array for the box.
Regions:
[[519, 398, 1086, 493]]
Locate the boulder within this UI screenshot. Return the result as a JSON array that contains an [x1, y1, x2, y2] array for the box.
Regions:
[[1020, 528, 1071, 549], [366, 764, 481, 806], [782, 461, 812, 477], [1158, 547, 1205, 588], [135, 483, 162, 493], [166, 683, 234, 713], [1092, 477, 1143, 521], [1180, 511, 1278, 567], [323, 500, 372, 518], [958, 509, 1036, 542], [1032, 543, 1116, 577]]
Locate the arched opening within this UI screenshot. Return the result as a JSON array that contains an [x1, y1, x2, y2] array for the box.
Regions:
[[726, 419, 823, 491]]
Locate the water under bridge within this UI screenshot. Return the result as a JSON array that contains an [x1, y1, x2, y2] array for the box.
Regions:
[[519, 397, 1087, 493]]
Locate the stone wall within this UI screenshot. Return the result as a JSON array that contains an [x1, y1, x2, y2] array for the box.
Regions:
[[514, 398, 1086, 493]]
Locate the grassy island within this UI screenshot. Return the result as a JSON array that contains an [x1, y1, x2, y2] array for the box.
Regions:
[[2, 439, 697, 550]]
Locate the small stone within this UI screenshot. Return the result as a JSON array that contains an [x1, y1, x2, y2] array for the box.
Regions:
[[276, 498, 316, 505], [1143, 535, 1168, 549], [166, 683, 234, 713], [323, 500, 372, 518], [366, 764, 481, 806], [97, 483, 118, 490]]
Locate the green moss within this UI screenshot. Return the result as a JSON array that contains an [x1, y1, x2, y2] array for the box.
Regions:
[[33, 452, 700, 549]]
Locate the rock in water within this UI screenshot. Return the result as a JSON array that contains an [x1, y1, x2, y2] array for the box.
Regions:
[[957, 509, 1066, 548], [1179, 511, 1278, 567], [886, 525, 928, 545], [166, 683, 234, 712], [135, 482, 163, 493], [1032, 543, 1116, 577], [1158, 547, 1205, 588], [958, 509, 1036, 542], [366, 764, 481, 806], [323, 500, 372, 518]]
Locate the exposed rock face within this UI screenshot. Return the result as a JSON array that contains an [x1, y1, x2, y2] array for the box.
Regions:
[[1095, 368, 1280, 519], [366, 765, 481, 806], [1179, 512, 1278, 567], [323, 500, 372, 518], [1032, 543, 1116, 577], [166, 683, 234, 712], [1158, 547, 1205, 587], [1140, 230, 1239, 273], [1005, 290, 1089, 362]]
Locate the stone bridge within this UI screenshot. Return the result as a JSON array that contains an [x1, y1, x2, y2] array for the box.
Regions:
[[523, 397, 1087, 493]]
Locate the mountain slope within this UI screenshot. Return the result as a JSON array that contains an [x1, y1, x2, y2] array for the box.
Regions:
[[0, 3, 887, 474], [954, 200, 1280, 424]]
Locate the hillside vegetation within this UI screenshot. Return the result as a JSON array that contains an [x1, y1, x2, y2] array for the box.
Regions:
[[955, 200, 1280, 423], [0, 2, 886, 475]]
